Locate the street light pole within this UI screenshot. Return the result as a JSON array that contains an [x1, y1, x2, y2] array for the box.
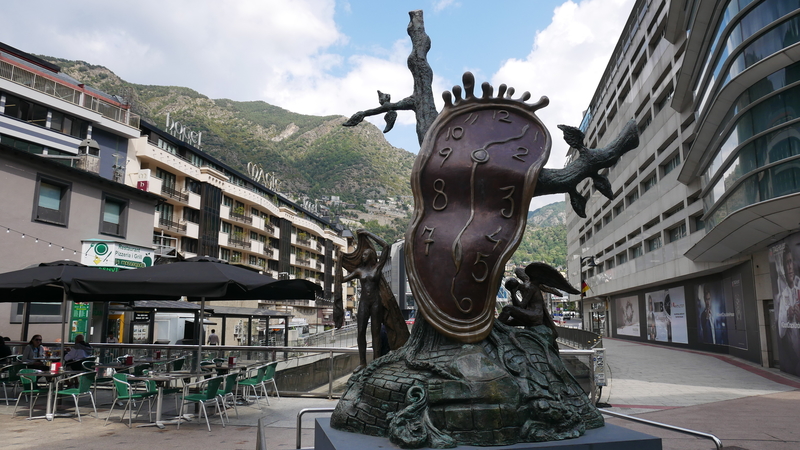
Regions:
[[579, 256, 597, 331]]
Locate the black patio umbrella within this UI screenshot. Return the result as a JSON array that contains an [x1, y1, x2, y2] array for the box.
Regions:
[[70, 256, 322, 369], [0, 260, 122, 366]]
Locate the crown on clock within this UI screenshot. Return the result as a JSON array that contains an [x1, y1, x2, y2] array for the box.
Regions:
[[442, 72, 549, 113]]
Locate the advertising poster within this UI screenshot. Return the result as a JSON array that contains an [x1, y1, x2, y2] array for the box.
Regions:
[[768, 232, 800, 377], [696, 281, 728, 346], [69, 302, 90, 341], [695, 277, 748, 349], [645, 287, 687, 344], [615, 295, 640, 337]]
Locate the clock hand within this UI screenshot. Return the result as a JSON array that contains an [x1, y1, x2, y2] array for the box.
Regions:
[[472, 124, 530, 163]]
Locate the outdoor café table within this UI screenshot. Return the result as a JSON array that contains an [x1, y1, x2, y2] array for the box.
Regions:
[[28, 370, 82, 421], [127, 373, 183, 429]]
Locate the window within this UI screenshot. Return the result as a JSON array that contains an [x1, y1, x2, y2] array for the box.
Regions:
[[100, 194, 128, 237], [220, 248, 230, 261], [231, 251, 242, 263], [616, 252, 628, 265], [33, 176, 71, 226], [157, 138, 177, 155], [662, 153, 681, 176], [250, 231, 258, 240], [614, 203, 624, 217], [223, 196, 233, 207], [642, 174, 657, 193], [183, 207, 200, 224], [626, 189, 639, 207], [181, 237, 198, 254], [630, 245, 643, 259], [221, 221, 232, 234], [692, 215, 706, 233], [668, 223, 687, 242], [646, 235, 662, 252], [249, 255, 258, 266], [185, 178, 201, 194]]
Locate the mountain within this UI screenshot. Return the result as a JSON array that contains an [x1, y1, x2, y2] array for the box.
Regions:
[[511, 201, 567, 268], [40, 57, 416, 205]]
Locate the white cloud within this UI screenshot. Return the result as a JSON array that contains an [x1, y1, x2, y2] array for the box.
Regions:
[[492, 0, 635, 171]]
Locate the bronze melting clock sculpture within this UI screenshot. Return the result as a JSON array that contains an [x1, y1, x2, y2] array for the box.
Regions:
[[331, 10, 639, 448]]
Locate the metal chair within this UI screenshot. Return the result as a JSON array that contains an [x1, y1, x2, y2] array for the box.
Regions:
[[216, 372, 240, 422], [104, 373, 156, 428], [13, 369, 43, 418], [178, 375, 225, 431], [1, 362, 22, 405], [236, 365, 267, 409], [52, 372, 98, 422], [262, 361, 280, 401]]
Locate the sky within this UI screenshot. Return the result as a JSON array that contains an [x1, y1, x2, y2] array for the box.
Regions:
[[2, 0, 635, 211]]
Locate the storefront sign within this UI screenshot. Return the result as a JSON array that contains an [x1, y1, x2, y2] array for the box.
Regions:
[[69, 302, 90, 341], [81, 241, 154, 270]]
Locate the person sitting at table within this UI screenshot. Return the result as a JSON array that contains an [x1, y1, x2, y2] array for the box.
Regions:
[[21, 334, 47, 369], [64, 334, 93, 371]]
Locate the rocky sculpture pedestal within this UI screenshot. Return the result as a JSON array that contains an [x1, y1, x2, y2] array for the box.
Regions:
[[331, 317, 615, 448]]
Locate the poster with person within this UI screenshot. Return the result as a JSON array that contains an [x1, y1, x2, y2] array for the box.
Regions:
[[645, 288, 687, 343], [768, 233, 800, 377], [696, 281, 729, 346], [615, 296, 640, 337], [724, 273, 748, 349]]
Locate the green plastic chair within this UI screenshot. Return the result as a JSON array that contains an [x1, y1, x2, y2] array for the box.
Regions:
[[216, 372, 240, 422], [104, 373, 156, 428], [178, 376, 225, 431], [262, 361, 280, 401], [13, 369, 43, 418], [53, 372, 98, 422], [170, 357, 186, 371], [1, 363, 23, 406], [237, 365, 267, 409]]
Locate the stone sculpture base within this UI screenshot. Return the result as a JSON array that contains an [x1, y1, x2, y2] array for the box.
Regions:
[[331, 317, 606, 448], [316, 418, 662, 450]]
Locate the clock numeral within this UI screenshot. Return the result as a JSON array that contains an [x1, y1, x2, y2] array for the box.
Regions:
[[422, 226, 435, 256], [438, 147, 452, 167], [513, 146, 529, 162], [464, 113, 479, 125], [486, 226, 502, 251], [472, 252, 490, 283], [500, 186, 515, 218], [492, 110, 512, 123], [432, 179, 448, 211], [445, 126, 464, 141]]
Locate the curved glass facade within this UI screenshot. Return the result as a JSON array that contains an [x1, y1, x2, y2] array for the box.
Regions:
[[706, 157, 800, 229], [704, 79, 800, 186], [695, 1, 800, 115], [704, 122, 800, 212]]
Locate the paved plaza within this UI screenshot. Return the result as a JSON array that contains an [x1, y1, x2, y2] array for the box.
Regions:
[[2, 338, 799, 449]]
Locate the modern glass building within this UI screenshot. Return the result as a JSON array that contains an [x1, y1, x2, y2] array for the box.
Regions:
[[566, 0, 800, 375]]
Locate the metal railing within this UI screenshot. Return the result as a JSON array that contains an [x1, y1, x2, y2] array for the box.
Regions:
[[159, 217, 187, 232], [229, 211, 253, 225], [0, 59, 140, 128], [296, 408, 336, 449], [160, 184, 189, 202], [556, 326, 603, 349], [600, 409, 723, 449]]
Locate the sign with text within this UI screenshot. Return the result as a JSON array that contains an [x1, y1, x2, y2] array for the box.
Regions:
[[81, 241, 154, 270], [69, 302, 90, 341]]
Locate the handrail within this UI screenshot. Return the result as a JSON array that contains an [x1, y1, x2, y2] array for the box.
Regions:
[[599, 409, 723, 449], [296, 407, 336, 449]]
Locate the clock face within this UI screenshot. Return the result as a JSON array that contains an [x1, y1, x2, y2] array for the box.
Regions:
[[406, 103, 550, 342]]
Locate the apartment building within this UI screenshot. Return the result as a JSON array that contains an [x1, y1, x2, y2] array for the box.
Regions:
[[566, 0, 800, 375], [126, 121, 350, 332], [0, 42, 159, 340]]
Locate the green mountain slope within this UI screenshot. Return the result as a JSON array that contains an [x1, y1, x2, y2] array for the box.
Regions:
[[511, 201, 567, 268], [42, 57, 415, 205]]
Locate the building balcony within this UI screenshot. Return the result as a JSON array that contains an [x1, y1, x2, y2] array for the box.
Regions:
[[157, 217, 186, 233], [229, 211, 253, 226], [264, 222, 276, 235], [160, 184, 188, 203], [228, 237, 251, 250], [264, 247, 278, 259]]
